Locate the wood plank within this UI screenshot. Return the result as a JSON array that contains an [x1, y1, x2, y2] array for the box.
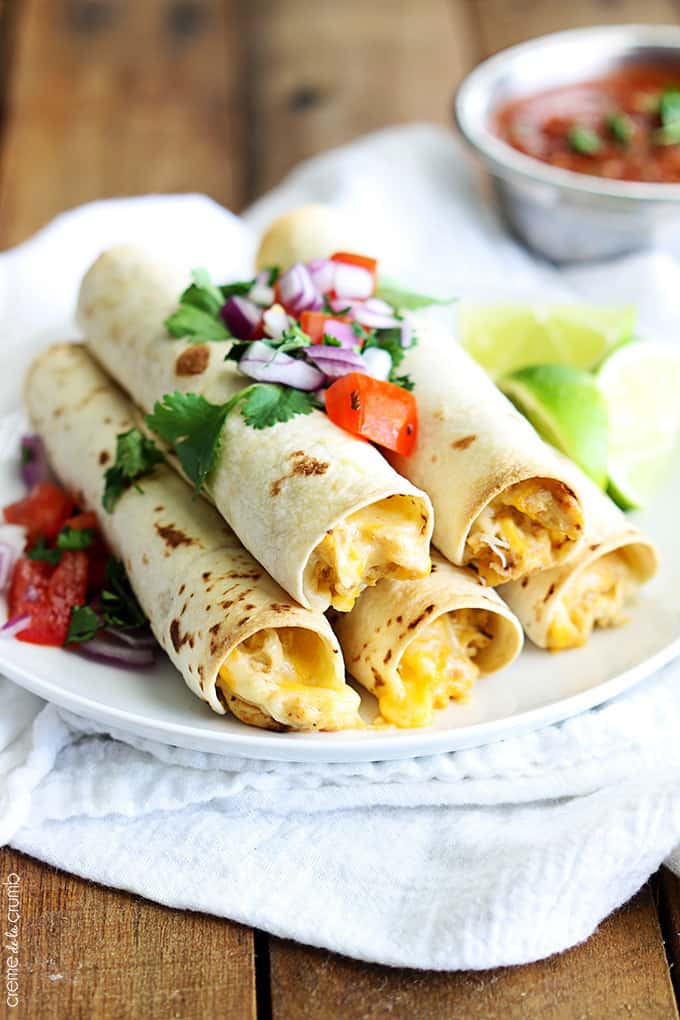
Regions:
[[0, 0, 247, 247], [471, 0, 680, 56], [0, 847, 256, 1019], [269, 884, 678, 1020], [245, 0, 480, 195], [657, 866, 680, 1004]]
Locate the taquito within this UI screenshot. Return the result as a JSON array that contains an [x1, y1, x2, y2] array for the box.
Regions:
[[333, 551, 523, 727], [77, 246, 434, 612], [25, 342, 361, 731], [501, 470, 658, 650]]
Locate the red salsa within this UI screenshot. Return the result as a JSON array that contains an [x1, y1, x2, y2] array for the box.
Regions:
[[493, 66, 680, 183]]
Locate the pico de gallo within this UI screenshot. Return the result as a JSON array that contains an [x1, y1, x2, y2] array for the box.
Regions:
[[1, 435, 157, 663], [494, 65, 680, 183], [161, 252, 452, 464]]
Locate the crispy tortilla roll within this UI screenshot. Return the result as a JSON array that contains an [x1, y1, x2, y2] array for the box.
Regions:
[[77, 246, 433, 612], [501, 471, 658, 650], [387, 319, 585, 585], [25, 343, 361, 732], [333, 551, 523, 728]]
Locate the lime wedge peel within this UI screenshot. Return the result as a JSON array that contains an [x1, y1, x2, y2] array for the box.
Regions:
[[500, 364, 609, 487]]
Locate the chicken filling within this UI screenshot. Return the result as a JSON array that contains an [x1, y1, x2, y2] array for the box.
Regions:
[[306, 496, 431, 612], [465, 479, 582, 586], [378, 609, 494, 728], [546, 551, 636, 651]]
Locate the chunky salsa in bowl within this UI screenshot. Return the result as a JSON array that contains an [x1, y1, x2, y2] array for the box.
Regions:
[[494, 66, 680, 184], [455, 26, 680, 261]]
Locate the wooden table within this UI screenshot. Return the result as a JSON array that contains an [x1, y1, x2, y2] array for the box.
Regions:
[[2, 2, 680, 1016]]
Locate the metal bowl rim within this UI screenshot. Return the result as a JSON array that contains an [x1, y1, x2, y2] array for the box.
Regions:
[[455, 24, 680, 202]]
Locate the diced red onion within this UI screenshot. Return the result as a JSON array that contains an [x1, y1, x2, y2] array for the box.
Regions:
[[221, 296, 261, 340], [248, 271, 275, 308], [303, 345, 368, 381], [362, 347, 393, 381], [20, 434, 52, 488], [105, 625, 158, 649], [263, 304, 290, 339], [75, 633, 156, 669], [322, 320, 357, 349], [0, 614, 31, 639], [332, 263, 374, 300], [307, 258, 336, 295], [400, 320, 415, 348], [352, 299, 400, 330], [239, 341, 324, 391], [278, 263, 321, 314]]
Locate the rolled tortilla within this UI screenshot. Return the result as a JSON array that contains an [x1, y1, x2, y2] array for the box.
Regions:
[[500, 470, 658, 650], [333, 551, 523, 728], [387, 317, 586, 585], [77, 246, 434, 612], [25, 342, 361, 732]]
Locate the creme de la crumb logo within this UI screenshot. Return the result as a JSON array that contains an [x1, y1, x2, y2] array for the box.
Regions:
[[3, 873, 20, 1009]]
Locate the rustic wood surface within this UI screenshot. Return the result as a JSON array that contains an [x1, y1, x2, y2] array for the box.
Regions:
[[1, 1, 679, 1017]]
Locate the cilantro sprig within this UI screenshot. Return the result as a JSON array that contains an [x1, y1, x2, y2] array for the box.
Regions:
[[164, 268, 280, 344], [145, 385, 317, 494], [27, 526, 95, 566], [66, 605, 101, 645], [375, 278, 455, 311], [102, 428, 164, 513], [65, 559, 150, 644]]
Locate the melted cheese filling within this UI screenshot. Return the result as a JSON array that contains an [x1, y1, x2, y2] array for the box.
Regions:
[[218, 627, 359, 731], [307, 496, 430, 612], [378, 610, 493, 728], [546, 551, 636, 651], [465, 479, 582, 586]]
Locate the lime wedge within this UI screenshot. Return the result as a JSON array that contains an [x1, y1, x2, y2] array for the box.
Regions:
[[459, 304, 636, 380], [500, 364, 609, 486], [597, 342, 680, 510]]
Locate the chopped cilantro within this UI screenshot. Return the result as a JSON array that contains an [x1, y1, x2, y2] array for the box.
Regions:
[[568, 125, 601, 155], [57, 526, 94, 551], [363, 325, 418, 390], [145, 392, 232, 495], [100, 558, 147, 631], [375, 278, 455, 311], [240, 385, 318, 429], [66, 605, 101, 645], [102, 428, 164, 513], [27, 536, 62, 566], [270, 322, 310, 355], [322, 334, 342, 346], [607, 112, 633, 146]]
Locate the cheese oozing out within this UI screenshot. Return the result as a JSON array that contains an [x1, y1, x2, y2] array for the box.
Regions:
[[218, 627, 359, 731], [546, 550, 637, 651], [378, 609, 494, 728], [464, 478, 582, 586], [306, 495, 431, 612]]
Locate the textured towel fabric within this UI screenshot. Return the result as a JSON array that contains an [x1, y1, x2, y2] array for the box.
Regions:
[[2, 124, 680, 970]]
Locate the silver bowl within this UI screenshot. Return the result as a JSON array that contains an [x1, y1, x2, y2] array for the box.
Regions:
[[455, 25, 680, 263]]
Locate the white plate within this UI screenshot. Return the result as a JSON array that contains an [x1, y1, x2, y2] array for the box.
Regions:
[[2, 413, 679, 763]]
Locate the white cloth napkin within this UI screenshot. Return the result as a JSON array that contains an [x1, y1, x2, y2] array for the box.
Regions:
[[2, 123, 680, 971]]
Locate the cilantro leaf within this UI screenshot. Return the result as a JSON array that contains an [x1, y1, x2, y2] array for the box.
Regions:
[[66, 605, 102, 645], [103, 428, 164, 513], [269, 322, 310, 355], [240, 385, 318, 429], [390, 373, 415, 392], [100, 558, 148, 631], [57, 526, 94, 551], [145, 392, 232, 493], [376, 278, 455, 311], [27, 536, 62, 566], [322, 335, 342, 347], [165, 304, 231, 342]]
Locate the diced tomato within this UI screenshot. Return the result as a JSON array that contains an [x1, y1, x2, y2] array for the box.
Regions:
[[8, 551, 88, 645], [299, 310, 352, 345], [63, 512, 98, 531], [325, 373, 418, 456], [331, 252, 378, 276], [4, 483, 75, 543]]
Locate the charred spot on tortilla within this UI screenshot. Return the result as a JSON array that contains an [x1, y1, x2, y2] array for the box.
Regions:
[[590, 543, 601, 551], [221, 599, 233, 609], [543, 583, 557, 602], [430, 562, 437, 573], [98, 450, 110, 465], [175, 344, 210, 377], [407, 604, 436, 630], [169, 619, 183, 652], [209, 622, 220, 635], [202, 570, 211, 580], [270, 478, 283, 497], [245, 603, 256, 610], [237, 615, 250, 627], [521, 577, 530, 588], [396, 615, 403, 623], [155, 522, 196, 548], [383, 649, 392, 664], [452, 434, 477, 451], [179, 583, 186, 595], [154, 505, 164, 512]]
